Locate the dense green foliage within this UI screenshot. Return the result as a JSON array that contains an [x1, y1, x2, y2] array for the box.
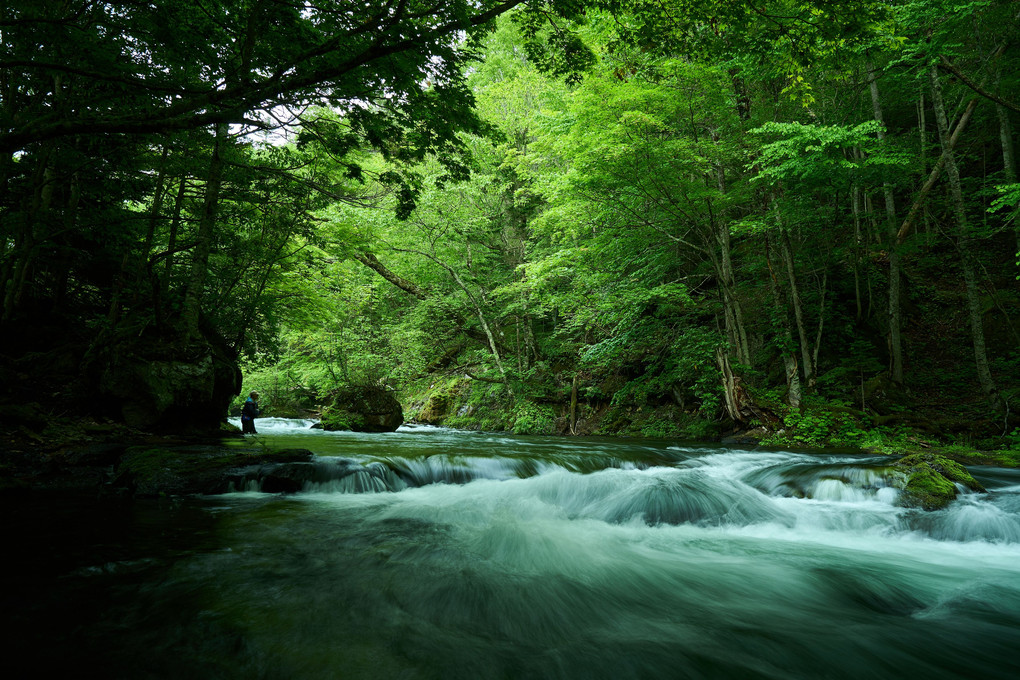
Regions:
[[2, 1, 1019, 452]]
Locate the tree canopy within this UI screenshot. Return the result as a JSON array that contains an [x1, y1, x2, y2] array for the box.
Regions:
[[2, 0, 1019, 448]]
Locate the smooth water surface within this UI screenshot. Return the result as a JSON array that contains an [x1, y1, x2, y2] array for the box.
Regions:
[[5, 418, 1020, 679]]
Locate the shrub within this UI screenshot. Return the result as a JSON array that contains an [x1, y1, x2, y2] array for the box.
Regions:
[[510, 400, 555, 435]]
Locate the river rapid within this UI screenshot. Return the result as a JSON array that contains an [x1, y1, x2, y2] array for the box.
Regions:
[[4, 419, 1020, 679]]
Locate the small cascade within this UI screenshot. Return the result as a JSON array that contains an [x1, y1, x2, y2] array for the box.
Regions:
[[228, 416, 320, 432], [229, 454, 540, 494], [218, 421, 1020, 546], [932, 499, 1020, 543], [741, 457, 902, 502]]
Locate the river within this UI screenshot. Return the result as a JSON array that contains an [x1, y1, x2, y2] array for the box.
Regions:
[[4, 418, 1020, 679]]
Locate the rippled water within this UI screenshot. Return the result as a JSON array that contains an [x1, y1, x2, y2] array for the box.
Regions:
[[5, 419, 1019, 679]]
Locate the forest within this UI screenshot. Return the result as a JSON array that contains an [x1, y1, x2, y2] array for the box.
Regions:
[[2, 0, 1019, 460]]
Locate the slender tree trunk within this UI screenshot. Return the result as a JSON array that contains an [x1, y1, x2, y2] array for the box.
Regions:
[[569, 374, 579, 435], [780, 228, 814, 387], [3, 146, 54, 319], [110, 146, 170, 324], [354, 252, 427, 299], [716, 346, 744, 423], [812, 272, 828, 376], [522, 297, 538, 368], [929, 65, 1003, 412], [182, 122, 228, 336], [851, 171, 864, 321], [897, 97, 980, 244], [163, 176, 188, 301], [721, 244, 751, 367], [710, 150, 751, 367], [868, 62, 904, 385], [54, 170, 81, 307], [918, 90, 934, 242], [142, 146, 170, 258], [996, 95, 1017, 183], [707, 239, 744, 369], [993, 52, 1020, 256], [765, 235, 801, 409]]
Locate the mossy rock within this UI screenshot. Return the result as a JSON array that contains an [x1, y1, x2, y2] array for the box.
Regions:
[[418, 392, 452, 424], [321, 386, 402, 432], [894, 453, 986, 511], [319, 407, 367, 431]]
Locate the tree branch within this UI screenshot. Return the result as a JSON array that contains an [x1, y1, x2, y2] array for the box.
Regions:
[[896, 96, 979, 244], [938, 54, 1020, 114], [0, 0, 527, 153], [353, 252, 427, 299]]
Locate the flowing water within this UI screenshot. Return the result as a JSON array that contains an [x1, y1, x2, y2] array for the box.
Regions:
[[5, 418, 1020, 679]]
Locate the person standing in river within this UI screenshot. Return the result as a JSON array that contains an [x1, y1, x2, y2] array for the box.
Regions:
[[241, 391, 260, 434]]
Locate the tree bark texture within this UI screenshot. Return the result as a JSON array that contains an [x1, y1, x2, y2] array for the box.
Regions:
[[929, 66, 1003, 412], [869, 62, 904, 385], [182, 122, 228, 336], [765, 236, 801, 409]]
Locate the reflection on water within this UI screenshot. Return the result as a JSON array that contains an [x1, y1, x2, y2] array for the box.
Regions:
[[4, 421, 1020, 679]]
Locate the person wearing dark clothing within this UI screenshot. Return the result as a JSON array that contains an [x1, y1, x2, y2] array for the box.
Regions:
[[241, 391, 260, 434]]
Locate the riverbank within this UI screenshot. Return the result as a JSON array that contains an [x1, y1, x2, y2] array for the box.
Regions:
[[394, 376, 1020, 469], [3, 408, 1016, 510], [0, 416, 313, 496]]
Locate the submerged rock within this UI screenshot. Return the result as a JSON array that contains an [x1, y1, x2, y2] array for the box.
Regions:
[[114, 445, 313, 496], [894, 453, 986, 511]]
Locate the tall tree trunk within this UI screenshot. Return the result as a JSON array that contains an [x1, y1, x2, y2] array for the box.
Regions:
[[569, 374, 579, 435], [3, 146, 54, 319], [110, 145, 170, 324], [181, 122, 228, 336], [929, 66, 1003, 412], [716, 346, 744, 423], [765, 235, 801, 409], [812, 271, 828, 377], [522, 297, 538, 368], [897, 97, 980, 244], [993, 51, 1020, 257], [868, 62, 904, 385], [712, 220, 750, 367], [709, 146, 751, 367], [163, 176, 189, 301], [780, 227, 814, 387], [851, 171, 865, 321]]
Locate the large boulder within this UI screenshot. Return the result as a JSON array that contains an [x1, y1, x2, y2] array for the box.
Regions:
[[320, 386, 403, 432], [97, 330, 241, 433], [894, 453, 986, 510]]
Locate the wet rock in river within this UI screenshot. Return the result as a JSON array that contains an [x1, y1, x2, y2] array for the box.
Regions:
[[894, 453, 986, 511]]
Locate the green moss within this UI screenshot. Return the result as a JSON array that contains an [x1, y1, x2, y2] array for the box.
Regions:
[[932, 445, 1020, 468], [319, 407, 365, 431], [509, 400, 555, 435], [412, 378, 469, 425], [900, 466, 958, 511], [894, 453, 986, 511]]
